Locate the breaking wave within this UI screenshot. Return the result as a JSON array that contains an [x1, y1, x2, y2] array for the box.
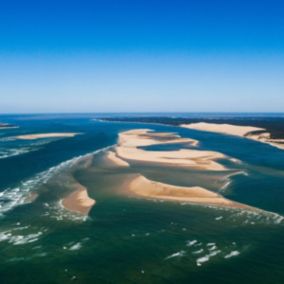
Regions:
[[0, 145, 113, 216]]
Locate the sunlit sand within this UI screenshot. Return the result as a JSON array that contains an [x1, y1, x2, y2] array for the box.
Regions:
[[15, 133, 80, 140], [98, 129, 259, 210], [116, 129, 226, 171], [128, 175, 252, 209], [181, 122, 284, 150], [62, 183, 95, 215]]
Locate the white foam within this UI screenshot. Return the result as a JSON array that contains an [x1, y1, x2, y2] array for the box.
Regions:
[[196, 249, 222, 266], [0, 145, 113, 216], [208, 245, 217, 251], [192, 249, 204, 254], [196, 255, 210, 266], [186, 240, 198, 247], [209, 250, 221, 257], [49, 200, 88, 222], [224, 250, 240, 259], [230, 158, 241, 164], [165, 250, 186, 260], [0, 230, 43, 246], [7, 252, 48, 262], [0, 147, 34, 159], [69, 242, 82, 251], [215, 216, 223, 221]]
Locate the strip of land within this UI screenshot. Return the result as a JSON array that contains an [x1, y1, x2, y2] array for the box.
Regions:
[[181, 122, 284, 150], [106, 151, 130, 167], [62, 183, 95, 215], [115, 129, 226, 171], [15, 133, 80, 140], [60, 128, 256, 212], [128, 175, 252, 209]]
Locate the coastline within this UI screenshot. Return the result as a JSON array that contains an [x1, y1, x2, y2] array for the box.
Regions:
[[181, 122, 284, 150], [127, 175, 252, 209], [115, 129, 226, 171], [101, 129, 259, 210]]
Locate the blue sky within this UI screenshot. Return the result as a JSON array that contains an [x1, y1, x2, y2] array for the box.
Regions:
[[0, 0, 283, 113]]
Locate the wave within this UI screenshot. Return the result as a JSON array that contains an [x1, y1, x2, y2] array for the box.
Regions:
[[186, 240, 198, 247], [0, 145, 113, 216], [0, 147, 36, 159], [0, 139, 56, 159], [165, 250, 186, 260], [224, 250, 240, 259], [0, 225, 46, 246]]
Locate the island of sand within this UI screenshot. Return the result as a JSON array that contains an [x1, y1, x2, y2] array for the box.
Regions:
[[102, 129, 256, 210], [15, 133, 81, 140], [115, 129, 225, 171], [181, 122, 284, 150]]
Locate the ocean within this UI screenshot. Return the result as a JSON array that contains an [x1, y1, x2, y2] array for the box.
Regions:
[[0, 114, 283, 284]]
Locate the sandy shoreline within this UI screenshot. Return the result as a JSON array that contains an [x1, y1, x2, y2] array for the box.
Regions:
[[62, 183, 95, 215], [100, 129, 258, 210], [15, 132, 80, 140], [106, 151, 130, 167], [128, 175, 251, 209], [60, 128, 257, 214], [115, 129, 226, 171], [181, 122, 284, 150]]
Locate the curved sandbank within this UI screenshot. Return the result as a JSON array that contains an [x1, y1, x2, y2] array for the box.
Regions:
[[128, 175, 252, 209], [62, 183, 95, 215], [106, 151, 130, 167], [181, 122, 284, 150], [108, 129, 259, 210], [115, 129, 226, 171], [15, 132, 81, 140]]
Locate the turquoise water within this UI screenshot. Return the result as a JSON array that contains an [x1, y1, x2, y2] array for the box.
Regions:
[[0, 115, 284, 284]]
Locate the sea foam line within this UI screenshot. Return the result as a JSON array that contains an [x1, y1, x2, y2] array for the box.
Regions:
[[0, 145, 113, 215]]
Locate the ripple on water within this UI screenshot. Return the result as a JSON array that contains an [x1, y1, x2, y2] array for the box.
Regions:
[[0, 227, 46, 246]]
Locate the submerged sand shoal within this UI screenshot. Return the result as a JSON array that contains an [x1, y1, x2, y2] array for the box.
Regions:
[[181, 122, 284, 150], [15, 133, 81, 140]]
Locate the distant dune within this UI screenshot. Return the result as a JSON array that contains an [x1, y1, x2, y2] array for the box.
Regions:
[[181, 122, 284, 150]]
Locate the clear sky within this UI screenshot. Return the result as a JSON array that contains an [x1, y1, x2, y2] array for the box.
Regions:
[[0, 0, 283, 113]]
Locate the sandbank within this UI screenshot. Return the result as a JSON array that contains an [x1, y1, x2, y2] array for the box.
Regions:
[[110, 129, 258, 210], [128, 175, 252, 209], [116, 129, 226, 171], [106, 151, 130, 167], [15, 133, 80, 140], [181, 122, 264, 137], [62, 183, 95, 215], [181, 122, 284, 150]]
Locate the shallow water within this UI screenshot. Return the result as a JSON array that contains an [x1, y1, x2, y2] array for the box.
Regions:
[[0, 114, 284, 283]]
